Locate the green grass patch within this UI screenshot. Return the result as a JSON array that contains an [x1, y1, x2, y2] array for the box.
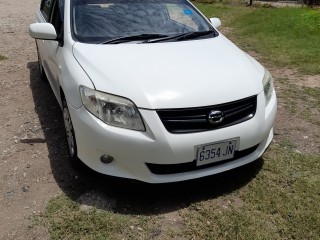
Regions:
[[277, 78, 320, 124], [196, 3, 320, 74], [33, 195, 162, 240], [0, 54, 6, 60], [180, 145, 320, 239]]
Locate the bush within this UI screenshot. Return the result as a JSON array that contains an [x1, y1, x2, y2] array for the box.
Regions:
[[303, 0, 320, 5]]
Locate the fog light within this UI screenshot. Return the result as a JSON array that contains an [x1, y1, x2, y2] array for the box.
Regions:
[[100, 154, 114, 164]]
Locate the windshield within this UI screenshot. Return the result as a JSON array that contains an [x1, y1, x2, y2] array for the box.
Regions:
[[71, 0, 215, 43]]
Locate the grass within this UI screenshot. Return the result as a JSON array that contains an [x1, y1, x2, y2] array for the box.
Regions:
[[31, 3, 320, 239], [32, 146, 320, 239], [33, 196, 161, 239], [196, 3, 320, 74], [0, 54, 6, 60], [277, 77, 320, 125], [180, 146, 320, 239]]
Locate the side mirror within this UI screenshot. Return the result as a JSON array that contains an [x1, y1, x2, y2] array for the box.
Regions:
[[209, 18, 221, 30], [29, 23, 57, 40]]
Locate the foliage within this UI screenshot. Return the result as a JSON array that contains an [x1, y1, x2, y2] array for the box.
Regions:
[[197, 4, 320, 74]]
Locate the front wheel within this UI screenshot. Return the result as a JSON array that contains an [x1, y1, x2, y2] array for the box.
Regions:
[[62, 99, 80, 166], [36, 43, 47, 81]]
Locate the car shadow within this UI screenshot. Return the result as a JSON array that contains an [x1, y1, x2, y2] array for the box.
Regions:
[[27, 61, 264, 215]]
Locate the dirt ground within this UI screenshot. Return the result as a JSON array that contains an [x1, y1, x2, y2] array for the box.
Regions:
[[0, 0, 319, 239], [0, 0, 62, 239]]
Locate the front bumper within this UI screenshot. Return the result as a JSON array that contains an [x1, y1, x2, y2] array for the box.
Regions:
[[68, 91, 277, 183]]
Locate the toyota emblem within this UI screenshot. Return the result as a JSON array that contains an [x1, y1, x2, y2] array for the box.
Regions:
[[208, 110, 224, 125]]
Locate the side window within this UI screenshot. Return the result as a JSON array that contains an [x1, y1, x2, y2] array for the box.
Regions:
[[41, 0, 54, 21], [50, 0, 64, 37]]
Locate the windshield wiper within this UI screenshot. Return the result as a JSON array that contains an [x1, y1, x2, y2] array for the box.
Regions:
[[176, 30, 216, 41], [146, 30, 216, 43], [101, 34, 169, 44]]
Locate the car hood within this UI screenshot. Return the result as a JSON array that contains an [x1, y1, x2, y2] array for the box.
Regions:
[[72, 35, 264, 109]]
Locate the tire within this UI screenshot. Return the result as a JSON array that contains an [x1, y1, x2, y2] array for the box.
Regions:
[[36, 43, 48, 81], [62, 99, 81, 167]]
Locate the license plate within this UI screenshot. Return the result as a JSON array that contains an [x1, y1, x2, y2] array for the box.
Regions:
[[196, 140, 237, 166]]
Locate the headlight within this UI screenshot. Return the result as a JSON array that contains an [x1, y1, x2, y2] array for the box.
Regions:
[[263, 69, 274, 106], [80, 86, 145, 131]]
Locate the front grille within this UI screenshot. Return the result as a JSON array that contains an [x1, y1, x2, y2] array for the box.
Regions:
[[146, 144, 259, 175], [157, 95, 257, 134]]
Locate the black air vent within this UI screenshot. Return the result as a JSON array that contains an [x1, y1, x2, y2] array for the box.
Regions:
[[157, 95, 257, 134]]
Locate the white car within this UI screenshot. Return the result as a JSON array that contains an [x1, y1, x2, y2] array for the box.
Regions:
[[29, 0, 277, 183]]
